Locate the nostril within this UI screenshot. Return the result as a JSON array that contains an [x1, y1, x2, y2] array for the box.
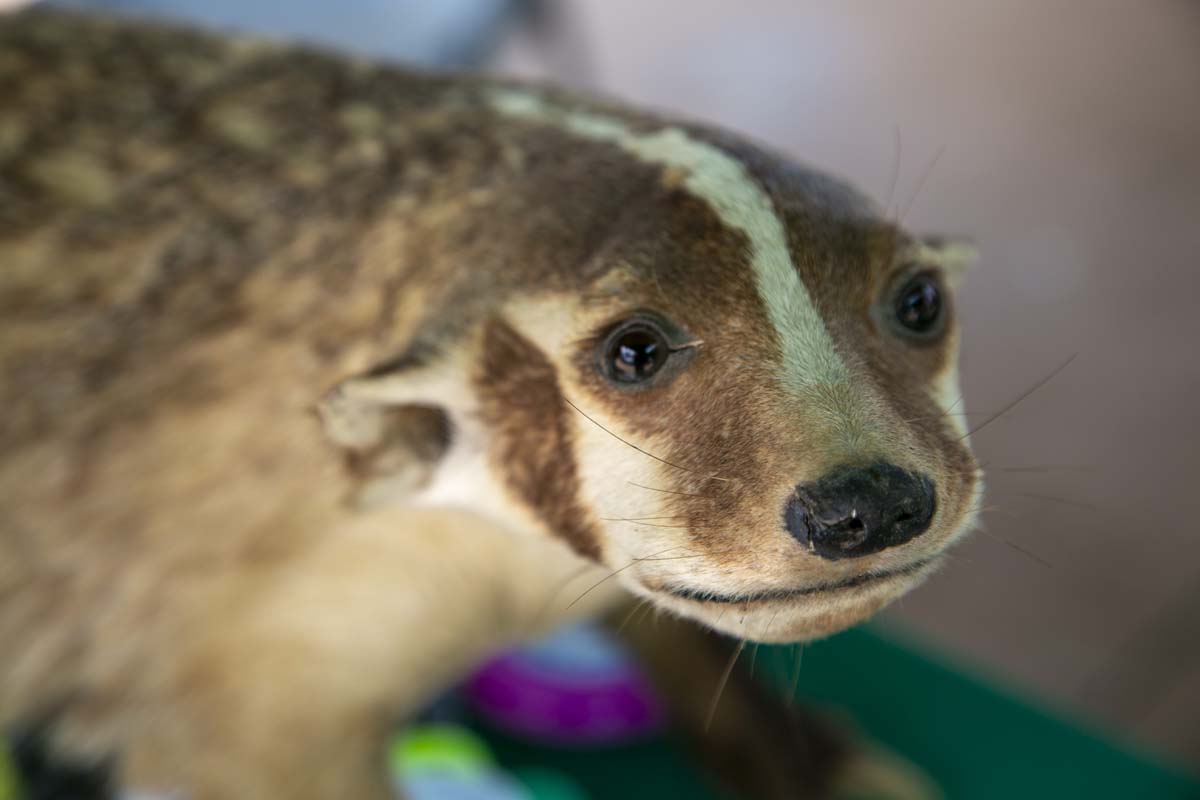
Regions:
[[827, 514, 869, 550]]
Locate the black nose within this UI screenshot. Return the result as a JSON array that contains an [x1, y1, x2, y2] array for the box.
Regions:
[[784, 463, 936, 560]]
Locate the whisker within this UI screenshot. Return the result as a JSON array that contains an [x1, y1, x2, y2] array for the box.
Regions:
[[904, 410, 991, 423], [961, 354, 1078, 441], [533, 563, 597, 626], [564, 545, 686, 610], [627, 481, 712, 499], [705, 639, 746, 731], [564, 397, 732, 482], [788, 643, 805, 706], [1011, 491, 1097, 512], [633, 599, 657, 630], [884, 126, 903, 219], [561, 544, 747, 610], [599, 515, 687, 522], [630, 552, 713, 562], [979, 529, 1055, 569], [614, 599, 653, 635], [993, 464, 1094, 474], [946, 460, 1093, 481], [900, 144, 946, 223], [940, 392, 965, 417], [762, 606, 784, 639], [604, 519, 727, 531], [754, 605, 785, 675]]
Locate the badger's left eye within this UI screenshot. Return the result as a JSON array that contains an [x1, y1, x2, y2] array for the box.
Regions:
[[893, 273, 943, 335], [603, 321, 670, 384]]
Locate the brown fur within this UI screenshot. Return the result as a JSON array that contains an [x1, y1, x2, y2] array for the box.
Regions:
[[474, 318, 601, 559], [0, 9, 980, 798]]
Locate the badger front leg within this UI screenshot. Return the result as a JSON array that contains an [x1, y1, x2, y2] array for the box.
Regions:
[[112, 508, 610, 799], [120, 642, 399, 800]]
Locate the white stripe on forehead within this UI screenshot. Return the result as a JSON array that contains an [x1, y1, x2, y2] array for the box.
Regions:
[[489, 89, 848, 391]]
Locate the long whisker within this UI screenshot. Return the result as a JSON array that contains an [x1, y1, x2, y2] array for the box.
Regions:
[[748, 642, 760, 679], [533, 563, 597, 626], [961, 354, 1078, 441], [947, 461, 1094, 480], [627, 481, 712, 499], [564, 545, 686, 610], [905, 411, 991, 423], [599, 515, 687, 522], [884, 126, 903, 220], [614, 599, 653, 635], [963, 502, 1005, 517], [629, 552, 714, 562], [605, 519, 727, 531], [993, 464, 1093, 474], [564, 397, 732, 483], [749, 606, 785, 684], [940, 392, 965, 417], [563, 542, 754, 612], [788, 643, 805, 706], [899, 144, 946, 223], [705, 639, 746, 731], [761, 606, 784, 641], [979, 528, 1055, 569], [1011, 491, 1097, 512]]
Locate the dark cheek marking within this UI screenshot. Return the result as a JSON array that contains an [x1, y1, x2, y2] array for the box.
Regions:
[[474, 317, 601, 560]]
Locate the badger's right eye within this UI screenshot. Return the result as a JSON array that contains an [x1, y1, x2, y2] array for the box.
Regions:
[[882, 269, 948, 342], [603, 320, 671, 384]]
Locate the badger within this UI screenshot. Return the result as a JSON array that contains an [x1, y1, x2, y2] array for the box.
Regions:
[[0, 9, 982, 799]]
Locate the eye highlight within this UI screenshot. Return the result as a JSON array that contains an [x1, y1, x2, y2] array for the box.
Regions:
[[604, 321, 670, 383], [892, 272, 944, 336]]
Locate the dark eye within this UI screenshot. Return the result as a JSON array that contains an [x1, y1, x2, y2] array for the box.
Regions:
[[604, 322, 670, 384], [893, 273, 943, 335]]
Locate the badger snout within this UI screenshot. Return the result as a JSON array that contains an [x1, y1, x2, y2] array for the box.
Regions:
[[784, 463, 936, 560]]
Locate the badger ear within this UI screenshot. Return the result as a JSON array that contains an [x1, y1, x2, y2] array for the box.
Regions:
[[318, 350, 468, 510], [917, 235, 978, 289]]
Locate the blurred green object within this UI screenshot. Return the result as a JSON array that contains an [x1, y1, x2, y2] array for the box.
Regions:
[[390, 724, 495, 777], [476, 625, 1200, 800], [0, 745, 17, 800]]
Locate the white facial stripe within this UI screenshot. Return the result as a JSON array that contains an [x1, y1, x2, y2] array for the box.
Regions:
[[909, 239, 978, 289], [932, 359, 970, 439], [489, 89, 848, 392], [499, 295, 675, 567]]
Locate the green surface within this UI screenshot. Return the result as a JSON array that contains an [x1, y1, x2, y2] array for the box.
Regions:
[[0, 745, 15, 800], [480, 725, 724, 800], [762, 626, 1199, 800], [478, 625, 1200, 800]]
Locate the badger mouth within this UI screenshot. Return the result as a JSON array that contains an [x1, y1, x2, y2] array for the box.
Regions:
[[655, 557, 937, 606]]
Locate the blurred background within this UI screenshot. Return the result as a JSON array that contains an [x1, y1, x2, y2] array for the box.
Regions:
[[8, 0, 1200, 773]]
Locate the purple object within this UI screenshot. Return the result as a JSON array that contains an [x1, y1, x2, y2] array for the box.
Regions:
[[465, 624, 664, 745]]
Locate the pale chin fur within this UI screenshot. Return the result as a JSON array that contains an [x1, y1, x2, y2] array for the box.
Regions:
[[629, 560, 941, 644]]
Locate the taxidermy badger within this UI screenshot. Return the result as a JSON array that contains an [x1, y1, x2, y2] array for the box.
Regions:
[[0, 9, 982, 799]]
